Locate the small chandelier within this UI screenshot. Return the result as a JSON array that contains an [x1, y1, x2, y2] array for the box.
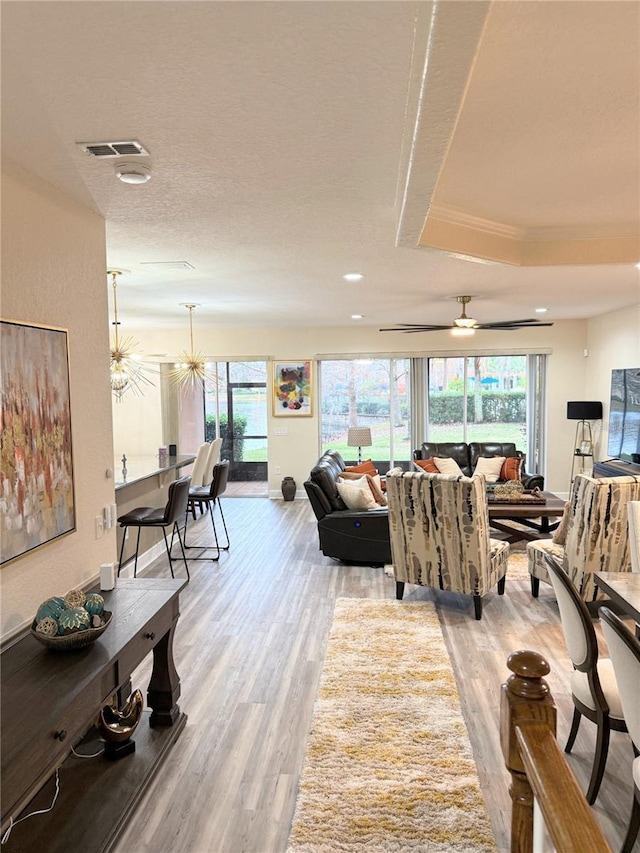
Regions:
[[170, 304, 215, 391], [108, 269, 154, 401]]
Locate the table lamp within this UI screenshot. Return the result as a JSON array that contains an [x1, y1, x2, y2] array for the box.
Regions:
[[347, 427, 372, 465]]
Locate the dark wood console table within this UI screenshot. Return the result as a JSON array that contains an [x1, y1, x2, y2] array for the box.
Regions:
[[1, 577, 187, 852]]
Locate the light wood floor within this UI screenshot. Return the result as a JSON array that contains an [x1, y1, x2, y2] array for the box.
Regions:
[[114, 498, 638, 853]]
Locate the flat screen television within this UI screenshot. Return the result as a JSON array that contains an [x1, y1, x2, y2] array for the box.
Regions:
[[607, 367, 640, 463]]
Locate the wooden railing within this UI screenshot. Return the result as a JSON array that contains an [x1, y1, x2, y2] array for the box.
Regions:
[[500, 650, 612, 852]]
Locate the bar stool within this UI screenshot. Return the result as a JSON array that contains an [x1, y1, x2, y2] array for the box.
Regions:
[[183, 461, 230, 561], [118, 476, 191, 580]]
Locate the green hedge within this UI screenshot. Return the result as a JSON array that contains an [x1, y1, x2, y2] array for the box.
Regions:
[[205, 413, 247, 460], [428, 392, 525, 423]]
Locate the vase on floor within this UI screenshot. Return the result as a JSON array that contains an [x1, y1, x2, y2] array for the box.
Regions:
[[281, 477, 296, 501]]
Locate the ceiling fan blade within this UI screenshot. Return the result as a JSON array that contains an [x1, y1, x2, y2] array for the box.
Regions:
[[476, 320, 555, 329], [379, 324, 451, 332]]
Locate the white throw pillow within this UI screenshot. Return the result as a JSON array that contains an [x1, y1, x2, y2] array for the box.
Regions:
[[338, 472, 386, 505], [473, 456, 506, 483], [433, 457, 464, 476], [336, 477, 378, 510]]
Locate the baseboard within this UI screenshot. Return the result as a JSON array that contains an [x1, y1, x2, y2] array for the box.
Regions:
[[268, 490, 304, 500]]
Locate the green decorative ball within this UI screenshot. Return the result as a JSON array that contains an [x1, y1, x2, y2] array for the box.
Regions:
[[84, 593, 104, 617], [58, 606, 91, 635], [35, 596, 66, 624]]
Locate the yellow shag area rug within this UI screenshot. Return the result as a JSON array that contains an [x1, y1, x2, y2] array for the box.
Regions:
[[287, 599, 497, 853]]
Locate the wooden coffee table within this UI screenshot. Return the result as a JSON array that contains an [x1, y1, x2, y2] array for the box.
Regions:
[[488, 491, 565, 544]]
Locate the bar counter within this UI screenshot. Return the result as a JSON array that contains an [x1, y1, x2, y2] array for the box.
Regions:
[[114, 454, 195, 489]]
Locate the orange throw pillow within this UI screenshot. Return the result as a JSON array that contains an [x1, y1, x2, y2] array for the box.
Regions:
[[414, 458, 439, 473], [345, 459, 377, 475], [500, 457, 522, 481]]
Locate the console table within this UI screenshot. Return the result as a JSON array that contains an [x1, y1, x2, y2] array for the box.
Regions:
[[1, 577, 187, 852]]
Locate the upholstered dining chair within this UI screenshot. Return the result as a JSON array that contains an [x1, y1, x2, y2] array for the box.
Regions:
[[183, 460, 230, 561], [528, 473, 640, 601], [599, 606, 640, 853], [628, 501, 640, 573], [117, 476, 191, 580], [202, 437, 223, 488], [189, 442, 211, 488], [386, 469, 509, 620], [545, 553, 627, 804]]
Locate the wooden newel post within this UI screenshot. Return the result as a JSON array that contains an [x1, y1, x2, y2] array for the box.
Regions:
[[500, 650, 556, 853]]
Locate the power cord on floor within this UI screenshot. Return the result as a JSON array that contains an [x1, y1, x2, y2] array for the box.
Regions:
[[1, 742, 105, 844], [1, 769, 60, 844]]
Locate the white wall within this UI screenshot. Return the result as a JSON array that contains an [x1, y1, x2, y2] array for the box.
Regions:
[[111, 373, 163, 460], [587, 303, 640, 456], [113, 320, 591, 496], [1, 162, 115, 641]]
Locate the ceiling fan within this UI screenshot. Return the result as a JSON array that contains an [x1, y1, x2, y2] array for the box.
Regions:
[[380, 295, 554, 335]]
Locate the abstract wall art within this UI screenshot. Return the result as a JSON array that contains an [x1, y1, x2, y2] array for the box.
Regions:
[[1, 320, 75, 565], [272, 360, 313, 417]]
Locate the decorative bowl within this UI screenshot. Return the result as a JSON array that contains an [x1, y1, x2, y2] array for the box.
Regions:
[[30, 611, 112, 651]]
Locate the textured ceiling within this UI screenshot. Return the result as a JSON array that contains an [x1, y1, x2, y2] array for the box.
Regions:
[[2, 0, 639, 330]]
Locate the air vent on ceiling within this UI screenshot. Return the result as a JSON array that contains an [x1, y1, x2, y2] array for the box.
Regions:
[[77, 140, 149, 158]]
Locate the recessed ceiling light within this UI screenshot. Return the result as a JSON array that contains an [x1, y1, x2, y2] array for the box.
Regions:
[[351, 314, 363, 320], [535, 307, 548, 313], [635, 262, 640, 270], [115, 162, 152, 184], [343, 273, 364, 282]]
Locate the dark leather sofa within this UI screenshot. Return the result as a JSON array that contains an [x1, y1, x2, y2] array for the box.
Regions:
[[304, 450, 391, 565], [414, 441, 544, 490]]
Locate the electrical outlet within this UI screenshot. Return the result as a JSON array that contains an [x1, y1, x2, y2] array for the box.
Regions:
[[275, 465, 281, 474], [95, 515, 104, 539]]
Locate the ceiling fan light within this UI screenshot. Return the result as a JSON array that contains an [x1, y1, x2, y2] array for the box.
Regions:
[[451, 326, 475, 336], [453, 317, 476, 328]]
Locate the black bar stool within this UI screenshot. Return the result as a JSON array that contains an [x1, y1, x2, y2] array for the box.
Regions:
[[183, 461, 230, 561], [118, 476, 191, 580]]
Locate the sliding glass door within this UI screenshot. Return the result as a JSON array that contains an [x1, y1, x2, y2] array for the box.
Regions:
[[319, 358, 411, 468]]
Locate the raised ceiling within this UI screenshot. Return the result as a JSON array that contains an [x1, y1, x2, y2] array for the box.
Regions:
[[2, 0, 639, 329]]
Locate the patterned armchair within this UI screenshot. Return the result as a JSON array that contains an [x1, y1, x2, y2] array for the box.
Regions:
[[527, 473, 640, 602], [386, 469, 509, 619]]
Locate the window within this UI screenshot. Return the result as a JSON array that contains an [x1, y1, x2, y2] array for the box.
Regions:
[[319, 358, 411, 468]]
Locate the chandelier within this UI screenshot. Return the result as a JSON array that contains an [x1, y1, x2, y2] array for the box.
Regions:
[[170, 304, 215, 391], [108, 269, 154, 401]]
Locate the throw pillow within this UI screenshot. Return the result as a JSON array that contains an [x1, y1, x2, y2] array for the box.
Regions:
[[336, 477, 378, 511], [338, 471, 386, 505], [552, 501, 572, 545], [501, 456, 523, 481], [413, 458, 439, 473], [473, 456, 506, 483], [344, 459, 377, 475], [367, 473, 387, 505], [433, 457, 464, 476]]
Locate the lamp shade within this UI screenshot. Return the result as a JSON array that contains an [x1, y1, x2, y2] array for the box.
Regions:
[[567, 401, 603, 420], [347, 427, 372, 448]]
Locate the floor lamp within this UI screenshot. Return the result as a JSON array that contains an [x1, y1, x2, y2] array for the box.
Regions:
[[347, 427, 372, 465], [567, 400, 602, 484]]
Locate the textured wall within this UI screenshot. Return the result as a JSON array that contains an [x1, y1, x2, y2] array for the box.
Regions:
[[1, 162, 115, 641]]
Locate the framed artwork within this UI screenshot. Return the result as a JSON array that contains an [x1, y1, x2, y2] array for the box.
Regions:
[[1, 320, 75, 566], [272, 360, 313, 417]]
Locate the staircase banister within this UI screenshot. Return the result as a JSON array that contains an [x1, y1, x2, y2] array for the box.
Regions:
[[500, 649, 612, 853]]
